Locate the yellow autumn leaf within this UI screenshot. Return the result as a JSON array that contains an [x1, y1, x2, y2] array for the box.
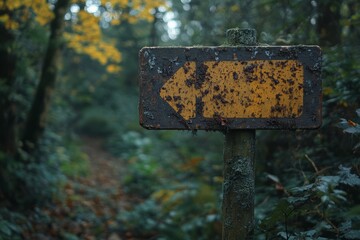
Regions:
[[5, 0, 22, 10], [0, 0, 53, 29], [6, 19, 19, 30], [0, 14, 9, 23], [339, 100, 349, 108], [151, 189, 177, 204], [230, 4, 240, 12], [106, 64, 121, 73], [0, 0, 167, 69], [323, 87, 334, 96]]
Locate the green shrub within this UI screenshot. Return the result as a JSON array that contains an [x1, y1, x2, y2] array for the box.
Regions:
[[0, 208, 26, 240], [59, 138, 90, 178], [75, 107, 117, 137], [0, 131, 64, 207]]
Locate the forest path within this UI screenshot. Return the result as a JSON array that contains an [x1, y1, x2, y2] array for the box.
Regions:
[[81, 136, 125, 190], [80, 136, 159, 240], [26, 136, 135, 240], [75, 135, 131, 239]]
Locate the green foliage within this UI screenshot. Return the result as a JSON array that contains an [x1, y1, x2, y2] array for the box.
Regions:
[[59, 138, 91, 178], [75, 107, 118, 137], [256, 109, 360, 239], [322, 47, 360, 114], [0, 208, 26, 240], [118, 183, 221, 240], [259, 165, 360, 239], [0, 131, 65, 207], [107, 123, 224, 238], [107, 128, 223, 196], [107, 131, 159, 196]]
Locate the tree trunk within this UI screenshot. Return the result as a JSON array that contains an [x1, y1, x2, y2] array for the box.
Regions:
[[347, 0, 360, 44], [0, 20, 17, 155], [317, 1, 342, 46], [22, 0, 71, 152], [149, 8, 159, 46]]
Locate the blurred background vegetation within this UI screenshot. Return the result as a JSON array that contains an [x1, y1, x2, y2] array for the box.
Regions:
[[0, 0, 359, 239]]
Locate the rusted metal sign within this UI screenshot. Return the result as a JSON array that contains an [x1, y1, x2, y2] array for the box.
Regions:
[[139, 46, 321, 130]]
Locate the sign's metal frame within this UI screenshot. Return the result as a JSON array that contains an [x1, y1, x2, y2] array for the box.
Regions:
[[139, 46, 322, 130]]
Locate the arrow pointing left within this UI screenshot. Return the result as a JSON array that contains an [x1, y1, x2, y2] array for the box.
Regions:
[[160, 61, 198, 120]]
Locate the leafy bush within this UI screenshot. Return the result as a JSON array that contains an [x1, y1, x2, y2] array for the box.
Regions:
[[0, 131, 65, 207], [75, 107, 117, 137], [59, 138, 91, 178], [107, 128, 224, 239], [118, 182, 222, 240], [259, 166, 360, 239], [0, 208, 27, 240], [107, 131, 159, 197], [257, 109, 360, 239]]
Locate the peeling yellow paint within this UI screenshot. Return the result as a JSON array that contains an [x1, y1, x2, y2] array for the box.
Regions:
[[160, 60, 304, 120], [160, 61, 197, 120], [202, 60, 303, 118]]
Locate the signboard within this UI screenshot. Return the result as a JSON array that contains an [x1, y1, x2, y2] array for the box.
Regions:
[[139, 46, 321, 130]]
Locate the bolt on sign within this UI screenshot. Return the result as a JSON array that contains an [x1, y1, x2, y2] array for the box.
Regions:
[[139, 46, 322, 130]]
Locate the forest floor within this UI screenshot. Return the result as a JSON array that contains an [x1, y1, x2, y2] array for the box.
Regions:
[[25, 136, 144, 240]]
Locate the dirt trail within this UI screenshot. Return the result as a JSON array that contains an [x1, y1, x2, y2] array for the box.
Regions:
[[81, 136, 124, 189], [25, 136, 132, 240]]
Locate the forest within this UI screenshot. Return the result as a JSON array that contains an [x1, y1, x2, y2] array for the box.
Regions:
[[0, 0, 359, 239]]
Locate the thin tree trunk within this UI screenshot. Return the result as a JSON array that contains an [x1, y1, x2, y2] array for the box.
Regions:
[[22, 0, 71, 152], [317, 1, 342, 46], [0, 19, 17, 155], [149, 8, 159, 46], [348, 0, 360, 44]]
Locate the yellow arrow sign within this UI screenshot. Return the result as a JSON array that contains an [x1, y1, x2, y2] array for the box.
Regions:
[[160, 60, 304, 120]]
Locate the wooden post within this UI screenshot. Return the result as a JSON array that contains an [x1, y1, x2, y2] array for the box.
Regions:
[[222, 28, 257, 240]]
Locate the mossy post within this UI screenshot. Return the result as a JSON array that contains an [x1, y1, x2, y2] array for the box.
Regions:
[[222, 28, 256, 240]]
